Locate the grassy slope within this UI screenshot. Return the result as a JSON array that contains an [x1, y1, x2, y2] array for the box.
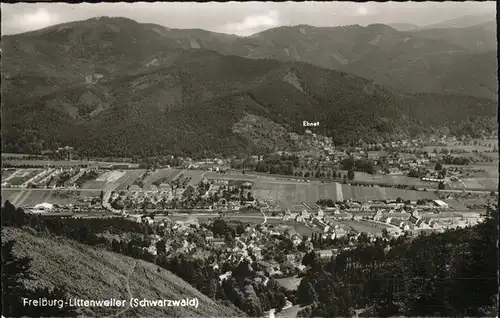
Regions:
[[1, 227, 244, 317]]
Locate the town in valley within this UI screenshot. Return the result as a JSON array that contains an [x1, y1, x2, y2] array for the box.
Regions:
[[1, 2, 498, 318]]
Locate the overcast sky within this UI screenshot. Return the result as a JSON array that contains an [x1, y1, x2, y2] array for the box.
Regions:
[[1, 2, 496, 36]]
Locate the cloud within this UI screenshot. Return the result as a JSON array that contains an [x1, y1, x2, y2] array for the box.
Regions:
[[1, 2, 495, 36], [222, 10, 281, 36], [11, 8, 60, 32], [355, 6, 369, 16]]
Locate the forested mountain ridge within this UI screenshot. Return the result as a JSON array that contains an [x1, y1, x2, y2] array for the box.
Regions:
[[3, 16, 496, 99], [1, 17, 497, 158]]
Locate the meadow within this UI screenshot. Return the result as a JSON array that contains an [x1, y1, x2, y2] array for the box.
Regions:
[[337, 220, 392, 235], [5, 169, 44, 186], [352, 171, 431, 187], [458, 177, 497, 190], [114, 170, 147, 190], [183, 170, 205, 185], [422, 143, 496, 154], [95, 170, 126, 183], [1, 169, 17, 180], [253, 180, 437, 209], [2, 159, 132, 167], [204, 171, 258, 182], [470, 164, 498, 178], [142, 169, 184, 188], [340, 184, 437, 201]]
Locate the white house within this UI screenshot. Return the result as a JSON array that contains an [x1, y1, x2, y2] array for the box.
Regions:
[[33, 202, 54, 211], [432, 200, 449, 209]]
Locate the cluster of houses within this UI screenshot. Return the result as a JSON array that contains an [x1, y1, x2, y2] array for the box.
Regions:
[[3, 168, 57, 188], [110, 184, 179, 210], [2, 167, 94, 189], [135, 210, 407, 289], [285, 198, 485, 236], [25, 200, 110, 217], [105, 178, 256, 212], [137, 215, 354, 284], [365, 138, 423, 150], [281, 209, 350, 238], [303, 130, 336, 155], [358, 201, 484, 232]]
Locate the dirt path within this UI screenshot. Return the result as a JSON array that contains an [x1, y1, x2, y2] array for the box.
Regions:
[[170, 169, 186, 181], [116, 260, 137, 317], [10, 189, 26, 206], [142, 267, 163, 298], [261, 210, 268, 225], [335, 182, 344, 202]]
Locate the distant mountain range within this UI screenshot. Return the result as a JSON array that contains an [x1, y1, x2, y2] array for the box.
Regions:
[[388, 23, 420, 31], [422, 12, 496, 29], [1, 17, 497, 157]]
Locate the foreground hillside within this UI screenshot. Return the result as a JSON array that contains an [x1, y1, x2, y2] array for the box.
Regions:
[[1, 227, 243, 317]]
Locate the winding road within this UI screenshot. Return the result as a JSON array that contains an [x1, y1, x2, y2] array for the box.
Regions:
[[261, 209, 268, 225], [266, 299, 293, 318]]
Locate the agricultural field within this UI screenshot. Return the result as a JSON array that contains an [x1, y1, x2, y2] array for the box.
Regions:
[[253, 179, 437, 209], [115, 170, 147, 190], [82, 170, 128, 190], [341, 184, 437, 201], [143, 169, 185, 188], [95, 170, 126, 183], [1, 153, 35, 158], [337, 220, 392, 235], [183, 170, 205, 185], [442, 164, 498, 190], [4, 169, 44, 186], [2, 159, 137, 168], [461, 178, 498, 189], [423, 138, 497, 152], [290, 204, 307, 212], [466, 164, 498, 178], [302, 202, 320, 210], [253, 182, 321, 210], [82, 171, 109, 189], [204, 171, 258, 182], [352, 171, 431, 187], [1, 189, 100, 207], [83, 170, 145, 191], [266, 219, 320, 236], [1, 169, 17, 180], [443, 199, 469, 211]]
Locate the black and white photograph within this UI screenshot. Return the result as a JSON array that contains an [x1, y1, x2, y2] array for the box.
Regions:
[[1, 1, 498, 317]]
